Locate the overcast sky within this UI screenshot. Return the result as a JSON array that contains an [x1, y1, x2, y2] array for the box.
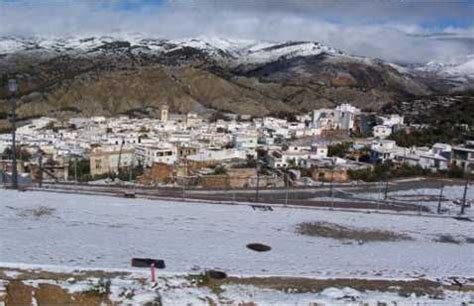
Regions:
[[1, 0, 473, 64]]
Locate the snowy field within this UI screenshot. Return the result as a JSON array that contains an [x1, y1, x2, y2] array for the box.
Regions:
[[0, 189, 473, 279]]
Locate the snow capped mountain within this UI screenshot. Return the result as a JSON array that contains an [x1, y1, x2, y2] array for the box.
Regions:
[[0, 34, 470, 119], [0, 34, 344, 65], [2, 34, 471, 84], [239, 41, 342, 65], [1, 34, 473, 82], [414, 55, 474, 81], [5, 33, 469, 119]]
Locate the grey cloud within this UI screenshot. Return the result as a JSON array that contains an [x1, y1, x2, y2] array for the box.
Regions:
[[0, 0, 473, 64]]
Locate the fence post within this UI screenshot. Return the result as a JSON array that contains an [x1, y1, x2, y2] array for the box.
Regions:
[[74, 157, 78, 183], [255, 165, 260, 203], [150, 262, 156, 283], [460, 174, 469, 215], [233, 186, 236, 203], [182, 176, 186, 200], [437, 183, 444, 214], [377, 182, 382, 211], [38, 154, 43, 188]]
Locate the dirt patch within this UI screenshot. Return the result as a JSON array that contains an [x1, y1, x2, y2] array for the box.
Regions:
[[296, 221, 412, 242], [213, 276, 448, 299], [5, 280, 113, 306], [5, 281, 33, 306], [7, 205, 56, 218], [465, 237, 474, 244], [0, 267, 128, 282], [432, 234, 472, 244], [434, 234, 461, 244], [35, 284, 74, 304]]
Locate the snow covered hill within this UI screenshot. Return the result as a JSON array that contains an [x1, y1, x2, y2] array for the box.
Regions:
[[0, 34, 343, 65], [415, 55, 474, 82], [1, 34, 472, 79], [0, 34, 470, 117]]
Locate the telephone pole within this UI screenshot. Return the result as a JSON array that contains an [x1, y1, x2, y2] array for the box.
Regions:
[[7, 78, 18, 189]]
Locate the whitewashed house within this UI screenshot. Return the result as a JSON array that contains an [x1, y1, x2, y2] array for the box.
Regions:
[[370, 139, 401, 163], [452, 141, 474, 173], [136, 143, 177, 167], [309, 144, 328, 159], [373, 125, 393, 138], [312, 104, 360, 131], [233, 132, 258, 150]]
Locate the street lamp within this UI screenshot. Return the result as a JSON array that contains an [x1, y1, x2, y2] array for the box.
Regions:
[[7, 78, 18, 189]]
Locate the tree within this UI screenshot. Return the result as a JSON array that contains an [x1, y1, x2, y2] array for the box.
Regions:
[[68, 158, 91, 182], [213, 165, 227, 175], [389, 125, 472, 147], [270, 111, 298, 122], [209, 111, 229, 123], [327, 142, 353, 158], [245, 154, 257, 168], [2, 146, 32, 162]]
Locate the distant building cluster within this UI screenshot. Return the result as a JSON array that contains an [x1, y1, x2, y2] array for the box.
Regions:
[[0, 102, 472, 187]]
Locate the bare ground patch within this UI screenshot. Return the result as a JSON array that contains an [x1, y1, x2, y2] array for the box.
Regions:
[[296, 221, 413, 242], [433, 234, 474, 244], [5, 281, 112, 306], [189, 274, 474, 299], [0, 267, 129, 282], [6, 205, 56, 219], [1, 267, 473, 304]]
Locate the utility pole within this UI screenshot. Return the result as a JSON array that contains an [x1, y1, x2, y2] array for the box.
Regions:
[[437, 183, 444, 214], [7, 78, 18, 190], [285, 172, 289, 206], [460, 173, 470, 215], [116, 137, 125, 181]]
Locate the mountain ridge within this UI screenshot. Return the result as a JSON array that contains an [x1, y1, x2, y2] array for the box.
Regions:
[[0, 35, 472, 124]]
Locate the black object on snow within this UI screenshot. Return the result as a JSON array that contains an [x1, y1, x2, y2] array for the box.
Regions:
[[131, 258, 166, 269], [206, 270, 227, 279], [246, 243, 272, 252]]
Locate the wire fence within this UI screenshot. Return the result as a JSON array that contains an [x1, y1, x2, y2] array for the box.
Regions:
[[3, 174, 470, 216]]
